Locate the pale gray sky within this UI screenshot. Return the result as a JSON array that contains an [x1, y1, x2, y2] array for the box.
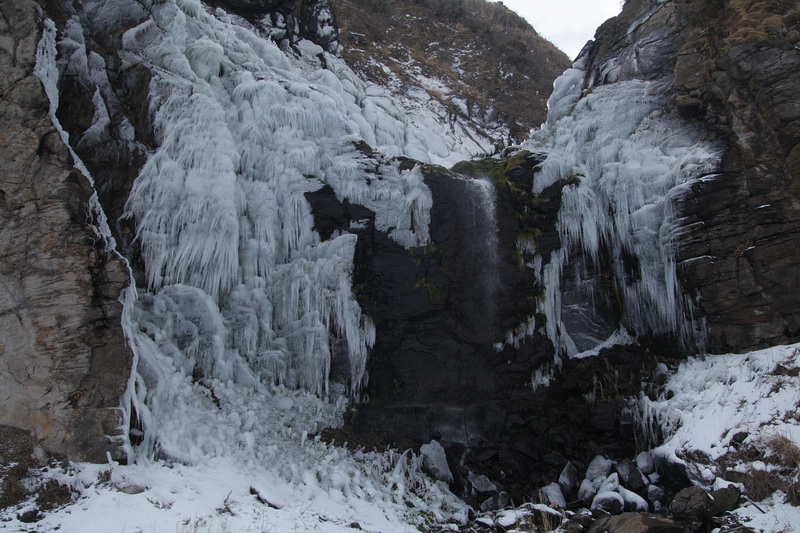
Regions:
[[491, 0, 623, 60]]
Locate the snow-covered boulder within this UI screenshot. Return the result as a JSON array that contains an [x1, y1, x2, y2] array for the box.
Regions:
[[420, 440, 453, 483], [539, 482, 566, 509], [585, 455, 613, 483], [590, 490, 624, 515]]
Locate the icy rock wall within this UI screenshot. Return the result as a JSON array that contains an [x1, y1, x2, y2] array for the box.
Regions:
[[525, 1, 721, 357], [119, 0, 435, 395], [40, 0, 479, 461]]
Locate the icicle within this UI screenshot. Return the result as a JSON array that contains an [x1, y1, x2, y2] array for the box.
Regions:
[[526, 71, 721, 357]]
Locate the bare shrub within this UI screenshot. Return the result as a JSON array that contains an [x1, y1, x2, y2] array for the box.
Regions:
[[763, 433, 800, 468]]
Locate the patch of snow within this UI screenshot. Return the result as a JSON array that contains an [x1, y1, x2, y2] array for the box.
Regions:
[[643, 342, 800, 530]]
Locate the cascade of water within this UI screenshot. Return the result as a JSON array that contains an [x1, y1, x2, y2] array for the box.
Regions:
[[463, 177, 501, 316]]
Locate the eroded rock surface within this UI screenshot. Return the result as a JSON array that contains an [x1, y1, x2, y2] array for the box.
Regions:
[[675, 30, 800, 351], [0, 0, 132, 462]]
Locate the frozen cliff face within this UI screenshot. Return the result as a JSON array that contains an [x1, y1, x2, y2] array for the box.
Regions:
[[523, 0, 722, 358], [39, 0, 504, 462]]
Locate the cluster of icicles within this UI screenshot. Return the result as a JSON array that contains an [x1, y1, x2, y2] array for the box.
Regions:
[[36, 0, 447, 462], [37, 0, 724, 468]]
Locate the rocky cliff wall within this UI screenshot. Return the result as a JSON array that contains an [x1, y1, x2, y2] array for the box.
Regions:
[[0, 0, 132, 462], [672, 0, 800, 352]]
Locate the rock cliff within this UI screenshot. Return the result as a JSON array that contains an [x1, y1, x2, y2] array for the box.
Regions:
[[672, 0, 800, 352], [0, 0, 132, 462]]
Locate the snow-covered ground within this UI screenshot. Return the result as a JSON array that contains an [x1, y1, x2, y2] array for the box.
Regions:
[[644, 342, 800, 532], [1, 385, 467, 532]]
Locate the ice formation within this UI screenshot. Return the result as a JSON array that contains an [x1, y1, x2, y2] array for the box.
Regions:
[[523, 48, 721, 358], [29, 0, 479, 528], [35, 0, 495, 477], [103, 0, 447, 451]]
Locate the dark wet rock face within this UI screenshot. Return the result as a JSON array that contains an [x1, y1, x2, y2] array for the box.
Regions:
[[348, 161, 549, 445], [210, 0, 341, 53]]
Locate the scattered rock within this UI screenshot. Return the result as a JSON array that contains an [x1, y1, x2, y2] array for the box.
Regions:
[[710, 485, 740, 515], [599, 472, 620, 493], [16, 507, 42, 523], [479, 491, 509, 512], [616, 458, 646, 492], [468, 473, 497, 496], [586, 456, 614, 483], [578, 478, 598, 506], [559, 461, 579, 498], [569, 512, 595, 528], [619, 486, 648, 512], [636, 452, 655, 476], [118, 484, 147, 495], [420, 440, 453, 483], [539, 482, 566, 508], [647, 485, 667, 511]]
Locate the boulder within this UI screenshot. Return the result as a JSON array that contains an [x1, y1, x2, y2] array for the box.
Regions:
[[669, 486, 714, 520], [646, 485, 667, 511], [578, 478, 598, 506], [636, 450, 666, 476], [586, 456, 614, 483], [420, 440, 453, 483], [616, 458, 647, 492], [468, 473, 497, 496], [539, 482, 567, 509], [587, 513, 687, 533], [559, 461, 579, 499], [590, 491, 624, 515], [710, 485, 741, 515]]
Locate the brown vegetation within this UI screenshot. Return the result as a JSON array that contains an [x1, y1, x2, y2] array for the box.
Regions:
[[685, 0, 800, 57], [331, 0, 571, 141]]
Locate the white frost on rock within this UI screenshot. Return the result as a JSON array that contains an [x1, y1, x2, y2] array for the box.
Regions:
[[618, 486, 648, 512], [590, 490, 624, 514], [539, 482, 566, 508], [585, 455, 614, 483], [420, 440, 453, 484]]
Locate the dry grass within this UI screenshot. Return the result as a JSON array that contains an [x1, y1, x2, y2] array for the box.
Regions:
[[763, 433, 800, 467], [332, 0, 570, 141], [35, 479, 75, 511], [741, 468, 787, 502], [690, 0, 800, 51], [718, 431, 800, 505]]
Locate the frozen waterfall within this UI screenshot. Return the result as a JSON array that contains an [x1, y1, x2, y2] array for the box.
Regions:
[[41, 0, 464, 465], [525, 53, 721, 358]]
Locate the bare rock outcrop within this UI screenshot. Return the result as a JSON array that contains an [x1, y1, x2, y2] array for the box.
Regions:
[[0, 0, 132, 462], [672, 0, 800, 352]]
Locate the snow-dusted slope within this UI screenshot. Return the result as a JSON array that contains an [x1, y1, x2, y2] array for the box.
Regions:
[[642, 342, 800, 531]]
